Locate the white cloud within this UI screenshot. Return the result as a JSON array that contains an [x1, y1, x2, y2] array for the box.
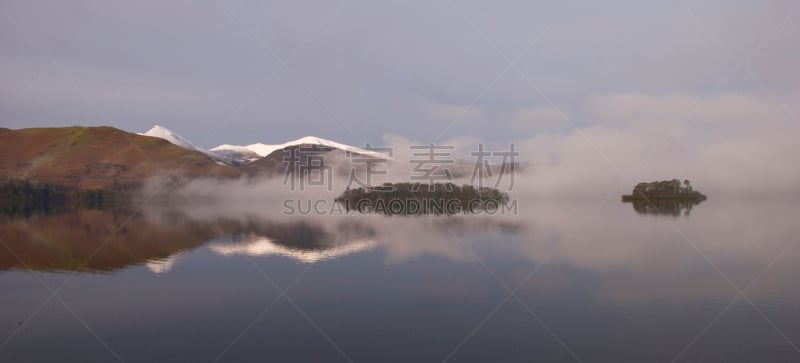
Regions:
[[515, 91, 800, 198]]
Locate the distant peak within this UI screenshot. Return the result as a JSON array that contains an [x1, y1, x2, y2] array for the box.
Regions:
[[211, 135, 392, 160], [140, 125, 197, 150], [293, 136, 330, 144], [146, 125, 170, 133]]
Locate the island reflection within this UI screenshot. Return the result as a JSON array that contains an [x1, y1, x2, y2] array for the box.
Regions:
[[624, 198, 705, 217], [5, 198, 800, 304]]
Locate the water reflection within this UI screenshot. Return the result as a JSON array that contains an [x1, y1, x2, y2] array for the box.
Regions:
[[208, 218, 379, 263], [5, 198, 800, 361], [0, 209, 224, 272], [3, 197, 800, 305], [623, 198, 705, 216], [210, 236, 376, 263], [145, 255, 181, 274], [0, 208, 520, 272], [0, 209, 378, 272]]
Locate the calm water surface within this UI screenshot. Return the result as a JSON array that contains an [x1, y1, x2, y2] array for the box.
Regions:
[[2, 197, 800, 362]]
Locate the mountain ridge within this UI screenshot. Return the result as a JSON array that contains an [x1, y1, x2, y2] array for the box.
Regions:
[[211, 136, 391, 160], [0, 126, 241, 190], [140, 125, 390, 164], [140, 125, 235, 165]]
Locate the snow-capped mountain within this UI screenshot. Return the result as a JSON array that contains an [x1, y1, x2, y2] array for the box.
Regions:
[[139, 125, 233, 165], [206, 144, 261, 164], [139, 125, 389, 166], [211, 136, 390, 160], [140, 125, 202, 151]]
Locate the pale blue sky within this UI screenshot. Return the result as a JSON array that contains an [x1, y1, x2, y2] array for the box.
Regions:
[[1, 0, 797, 148]]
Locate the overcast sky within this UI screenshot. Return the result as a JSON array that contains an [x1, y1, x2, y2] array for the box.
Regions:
[[1, 0, 798, 177]]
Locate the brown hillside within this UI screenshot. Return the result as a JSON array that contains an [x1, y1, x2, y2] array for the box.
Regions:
[[0, 126, 240, 189]]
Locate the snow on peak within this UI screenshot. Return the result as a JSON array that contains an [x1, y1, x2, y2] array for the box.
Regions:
[[139, 125, 234, 164], [140, 125, 201, 151], [138, 126, 390, 164], [212, 136, 391, 159]]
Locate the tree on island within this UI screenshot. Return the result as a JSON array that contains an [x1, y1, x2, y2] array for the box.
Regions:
[[335, 182, 510, 215], [622, 179, 705, 201]]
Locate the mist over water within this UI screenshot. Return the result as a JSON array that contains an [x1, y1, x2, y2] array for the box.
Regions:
[[3, 192, 800, 361], [8, 123, 787, 361], [141, 192, 800, 300], [2, 0, 799, 360]]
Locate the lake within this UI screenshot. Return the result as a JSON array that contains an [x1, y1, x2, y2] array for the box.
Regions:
[[2, 196, 800, 362]]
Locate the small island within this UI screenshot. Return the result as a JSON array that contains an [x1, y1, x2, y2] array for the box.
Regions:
[[622, 179, 707, 202], [621, 180, 706, 217], [335, 182, 510, 215]]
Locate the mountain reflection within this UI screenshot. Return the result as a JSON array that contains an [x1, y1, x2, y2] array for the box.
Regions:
[[0, 209, 228, 272], [5, 199, 800, 304], [208, 219, 378, 264], [0, 207, 525, 273], [0, 209, 381, 272], [210, 236, 376, 263]]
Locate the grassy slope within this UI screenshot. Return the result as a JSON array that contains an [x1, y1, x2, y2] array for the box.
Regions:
[[0, 126, 241, 189]]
